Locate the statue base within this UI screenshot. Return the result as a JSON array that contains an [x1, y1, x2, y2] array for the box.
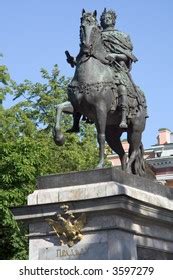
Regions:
[[12, 167, 173, 260]]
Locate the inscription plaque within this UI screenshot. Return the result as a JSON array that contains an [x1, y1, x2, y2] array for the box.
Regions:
[[39, 242, 108, 260]]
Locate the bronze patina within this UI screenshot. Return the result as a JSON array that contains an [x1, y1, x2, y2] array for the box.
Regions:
[[54, 9, 148, 176]]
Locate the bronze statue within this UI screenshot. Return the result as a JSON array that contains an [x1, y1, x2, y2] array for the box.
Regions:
[[54, 9, 148, 176]]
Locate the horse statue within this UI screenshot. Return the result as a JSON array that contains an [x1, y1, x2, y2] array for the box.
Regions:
[[54, 10, 147, 176]]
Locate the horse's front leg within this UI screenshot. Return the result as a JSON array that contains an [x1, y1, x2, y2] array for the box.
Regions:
[[53, 101, 74, 146], [95, 104, 107, 168]]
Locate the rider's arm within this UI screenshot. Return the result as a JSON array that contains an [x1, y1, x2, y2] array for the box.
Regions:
[[65, 50, 76, 68], [115, 54, 128, 63], [106, 53, 128, 64]]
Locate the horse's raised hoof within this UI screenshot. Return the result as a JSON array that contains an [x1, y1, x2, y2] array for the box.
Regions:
[[53, 129, 65, 146]]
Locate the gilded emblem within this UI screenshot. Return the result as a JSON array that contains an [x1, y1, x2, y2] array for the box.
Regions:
[[45, 204, 86, 247]]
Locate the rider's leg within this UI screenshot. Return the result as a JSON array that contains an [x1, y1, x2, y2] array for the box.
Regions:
[[66, 112, 81, 133], [118, 85, 128, 129], [95, 102, 107, 168]]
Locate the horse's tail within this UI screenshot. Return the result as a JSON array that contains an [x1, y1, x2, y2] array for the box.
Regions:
[[53, 127, 65, 146], [132, 143, 146, 176]]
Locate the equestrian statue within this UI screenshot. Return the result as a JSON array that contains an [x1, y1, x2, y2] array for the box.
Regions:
[[54, 9, 148, 176]]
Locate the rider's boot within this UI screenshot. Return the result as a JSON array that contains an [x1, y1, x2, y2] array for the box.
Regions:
[[118, 86, 128, 129], [119, 108, 128, 128]]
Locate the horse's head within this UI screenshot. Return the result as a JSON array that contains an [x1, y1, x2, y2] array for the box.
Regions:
[[80, 9, 100, 56]]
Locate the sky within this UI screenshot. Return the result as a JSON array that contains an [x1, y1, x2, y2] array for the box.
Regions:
[[1, 0, 173, 149]]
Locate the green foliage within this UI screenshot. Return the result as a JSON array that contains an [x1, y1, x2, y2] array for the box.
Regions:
[[0, 194, 28, 260], [0, 60, 10, 103], [0, 65, 10, 85], [0, 64, 98, 259], [11, 65, 69, 129]]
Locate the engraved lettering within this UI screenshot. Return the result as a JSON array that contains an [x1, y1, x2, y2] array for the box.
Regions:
[[57, 249, 61, 257], [56, 247, 88, 258]]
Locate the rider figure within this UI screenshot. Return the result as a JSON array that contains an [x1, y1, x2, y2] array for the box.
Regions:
[[66, 8, 138, 131], [100, 8, 138, 128]]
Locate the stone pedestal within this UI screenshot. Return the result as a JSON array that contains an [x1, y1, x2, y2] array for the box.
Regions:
[[12, 167, 173, 260]]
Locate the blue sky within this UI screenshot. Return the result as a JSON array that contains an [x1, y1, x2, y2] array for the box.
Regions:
[[1, 0, 173, 148]]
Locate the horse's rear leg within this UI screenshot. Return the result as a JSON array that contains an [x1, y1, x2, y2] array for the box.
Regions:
[[126, 130, 143, 175], [95, 104, 107, 168], [105, 126, 127, 170], [54, 101, 73, 145]]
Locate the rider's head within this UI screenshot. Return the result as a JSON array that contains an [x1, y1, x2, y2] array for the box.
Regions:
[[100, 8, 117, 29]]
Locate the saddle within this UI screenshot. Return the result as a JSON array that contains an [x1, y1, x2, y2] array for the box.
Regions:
[[127, 87, 148, 119], [111, 86, 148, 119]]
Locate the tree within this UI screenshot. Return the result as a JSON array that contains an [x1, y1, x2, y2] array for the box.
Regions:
[[0, 65, 98, 259], [0, 55, 10, 104]]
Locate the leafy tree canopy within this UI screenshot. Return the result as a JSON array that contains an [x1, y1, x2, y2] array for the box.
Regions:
[[0, 64, 99, 259], [0, 56, 10, 103]]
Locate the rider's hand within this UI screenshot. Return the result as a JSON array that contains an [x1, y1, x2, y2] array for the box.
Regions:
[[67, 56, 75, 68], [65, 50, 75, 68]]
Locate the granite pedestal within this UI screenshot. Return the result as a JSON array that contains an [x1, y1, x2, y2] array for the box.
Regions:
[[12, 167, 173, 260]]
